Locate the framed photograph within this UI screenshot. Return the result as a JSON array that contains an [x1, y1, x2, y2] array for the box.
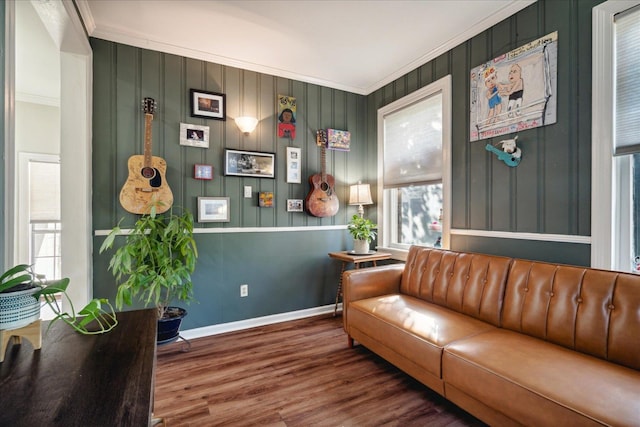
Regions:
[[224, 149, 275, 179], [190, 89, 226, 121], [287, 199, 303, 212], [286, 146, 301, 183], [194, 164, 213, 180], [180, 123, 210, 148], [197, 197, 230, 222]]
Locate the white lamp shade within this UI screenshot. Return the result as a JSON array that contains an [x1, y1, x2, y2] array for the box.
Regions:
[[235, 116, 259, 134], [349, 183, 373, 205]]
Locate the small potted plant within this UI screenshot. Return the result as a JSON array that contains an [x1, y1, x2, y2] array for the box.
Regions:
[[347, 214, 378, 254], [100, 205, 198, 344], [0, 264, 117, 334]]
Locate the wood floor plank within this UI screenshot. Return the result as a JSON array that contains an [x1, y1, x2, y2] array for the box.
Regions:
[[154, 314, 486, 426]]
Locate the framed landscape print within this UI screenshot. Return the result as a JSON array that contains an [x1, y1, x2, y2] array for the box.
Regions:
[[197, 197, 230, 222]]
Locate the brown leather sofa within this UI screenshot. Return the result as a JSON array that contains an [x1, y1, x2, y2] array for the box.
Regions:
[[342, 246, 640, 426]]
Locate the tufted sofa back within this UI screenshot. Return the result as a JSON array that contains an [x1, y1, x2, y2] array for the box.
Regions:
[[401, 247, 512, 327], [502, 259, 640, 370]]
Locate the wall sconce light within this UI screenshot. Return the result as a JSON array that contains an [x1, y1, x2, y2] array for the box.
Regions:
[[235, 116, 259, 135], [349, 181, 373, 218]]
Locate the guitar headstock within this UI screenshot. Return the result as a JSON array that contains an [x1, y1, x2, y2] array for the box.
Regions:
[[142, 97, 157, 116], [316, 129, 328, 148]]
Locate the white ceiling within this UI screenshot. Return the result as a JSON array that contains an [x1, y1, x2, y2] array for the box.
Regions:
[[77, 0, 535, 95]]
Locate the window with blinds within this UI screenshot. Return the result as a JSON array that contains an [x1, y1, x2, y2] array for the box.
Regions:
[[614, 4, 640, 272], [615, 5, 640, 156], [378, 76, 451, 252]]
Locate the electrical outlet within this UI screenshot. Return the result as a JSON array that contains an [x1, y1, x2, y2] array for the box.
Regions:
[[240, 284, 249, 297], [244, 186, 252, 198]]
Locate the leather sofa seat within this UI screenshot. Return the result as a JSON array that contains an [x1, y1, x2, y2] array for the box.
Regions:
[[444, 328, 640, 426], [349, 294, 496, 393]]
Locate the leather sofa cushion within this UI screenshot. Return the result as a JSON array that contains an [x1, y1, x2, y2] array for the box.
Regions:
[[502, 259, 640, 370], [443, 328, 640, 426], [350, 294, 496, 379], [401, 247, 512, 327]]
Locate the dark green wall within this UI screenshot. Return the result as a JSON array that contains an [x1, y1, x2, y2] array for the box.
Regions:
[[88, 0, 601, 328], [367, 0, 601, 266], [90, 39, 371, 329]]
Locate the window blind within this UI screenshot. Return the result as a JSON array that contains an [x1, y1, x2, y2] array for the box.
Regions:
[[615, 5, 640, 156], [30, 161, 60, 221], [383, 93, 442, 188]]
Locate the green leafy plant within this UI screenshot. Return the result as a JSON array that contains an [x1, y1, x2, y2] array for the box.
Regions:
[[0, 264, 118, 334], [99, 206, 198, 319], [347, 214, 378, 243]]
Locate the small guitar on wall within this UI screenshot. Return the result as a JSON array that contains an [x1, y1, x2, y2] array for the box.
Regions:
[[119, 97, 173, 214], [305, 130, 339, 217]]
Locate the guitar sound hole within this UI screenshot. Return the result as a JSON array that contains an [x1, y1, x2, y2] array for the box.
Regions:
[[320, 182, 329, 192], [141, 167, 156, 179]]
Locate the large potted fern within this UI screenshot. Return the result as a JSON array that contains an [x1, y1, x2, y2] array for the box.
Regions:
[[100, 206, 198, 344]]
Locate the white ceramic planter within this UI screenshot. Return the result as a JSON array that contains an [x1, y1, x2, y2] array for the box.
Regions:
[[353, 239, 370, 254], [0, 286, 41, 330]]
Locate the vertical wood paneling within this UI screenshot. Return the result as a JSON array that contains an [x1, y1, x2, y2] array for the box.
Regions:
[[468, 32, 490, 230], [366, 0, 598, 264]]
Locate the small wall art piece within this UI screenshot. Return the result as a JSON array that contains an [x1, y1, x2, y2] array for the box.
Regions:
[[259, 192, 274, 207], [287, 199, 303, 212], [470, 31, 558, 142], [277, 95, 296, 139], [197, 197, 230, 222], [224, 149, 275, 179], [190, 89, 226, 121], [286, 147, 301, 183], [194, 164, 213, 180], [326, 129, 351, 151], [180, 123, 210, 148]]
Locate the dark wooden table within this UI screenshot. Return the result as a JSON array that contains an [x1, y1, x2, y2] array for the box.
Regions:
[[0, 308, 157, 427]]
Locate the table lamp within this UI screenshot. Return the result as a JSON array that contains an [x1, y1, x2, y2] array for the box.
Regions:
[[349, 181, 373, 218]]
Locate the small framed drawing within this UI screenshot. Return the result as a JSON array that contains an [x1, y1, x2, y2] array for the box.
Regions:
[[224, 149, 275, 179], [286, 147, 301, 183], [180, 123, 210, 148], [287, 199, 303, 212], [190, 89, 226, 121], [197, 197, 230, 222], [194, 164, 213, 180]]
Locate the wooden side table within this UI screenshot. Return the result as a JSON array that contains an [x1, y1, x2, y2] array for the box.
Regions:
[[329, 250, 392, 316]]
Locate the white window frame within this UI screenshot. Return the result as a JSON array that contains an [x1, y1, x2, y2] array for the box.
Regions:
[[592, 1, 640, 270], [377, 75, 452, 260]]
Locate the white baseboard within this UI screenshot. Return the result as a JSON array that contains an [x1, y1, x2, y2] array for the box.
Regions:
[[180, 304, 341, 341]]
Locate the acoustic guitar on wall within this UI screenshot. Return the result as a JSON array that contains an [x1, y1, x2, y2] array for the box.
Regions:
[[305, 130, 339, 217], [119, 97, 173, 214]]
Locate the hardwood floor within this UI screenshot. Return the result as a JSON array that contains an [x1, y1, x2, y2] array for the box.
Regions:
[[154, 314, 486, 427]]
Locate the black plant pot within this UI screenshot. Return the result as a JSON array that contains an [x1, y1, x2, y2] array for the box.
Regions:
[[157, 306, 187, 345]]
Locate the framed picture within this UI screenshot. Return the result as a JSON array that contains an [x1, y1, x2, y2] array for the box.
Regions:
[[286, 147, 301, 183], [194, 164, 213, 180], [287, 199, 303, 212], [259, 192, 274, 208], [197, 197, 230, 222], [180, 123, 210, 148], [190, 89, 226, 121], [224, 149, 275, 179]]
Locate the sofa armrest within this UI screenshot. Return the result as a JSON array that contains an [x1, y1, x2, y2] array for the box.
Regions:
[[342, 263, 404, 333], [343, 263, 404, 302]]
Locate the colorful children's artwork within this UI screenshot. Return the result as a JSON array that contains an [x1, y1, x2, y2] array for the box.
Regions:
[[278, 95, 296, 140], [326, 129, 351, 151], [470, 31, 558, 142]]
